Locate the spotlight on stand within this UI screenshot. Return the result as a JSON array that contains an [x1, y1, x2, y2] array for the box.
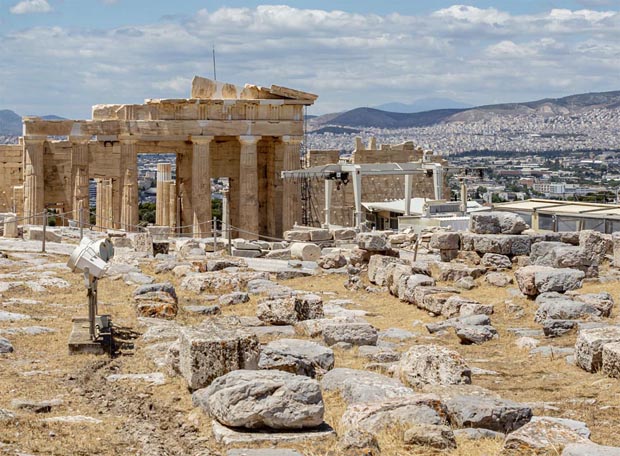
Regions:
[[66, 237, 115, 355]]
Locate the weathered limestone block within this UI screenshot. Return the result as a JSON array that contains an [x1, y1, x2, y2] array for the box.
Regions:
[[572, 292, 614, 317], [356, 232, 390, 252], [486, 272, 513, 287], [575, 326, 620, 372], [3, 215, 18, 238], [469, 211, 528, 234], [193, 370, 324, 430], [398, 274, 436, 302], [133, 282, 178, 319], [321, 368, 414, 405], [257, 294, 323, 325], [445, 396, 532, 433], [613, 233, 620, 268], [290, 242, 321, 261], [579, 230, 612, 263], [318, 253, 347, 270], [563, 443, 620, 456], [429, 232, 460, 250], [259, 339, 334, 378], [502, 419, 589, 454], [178, 323, 260, 390], [368, 255, 408, 286], [456, 325, 498, 345], [181, 271, 270, 293], [461, 233, 531, 256], [531, 242, 597, 277], [331, 228, 356, 241], [411, 286, 458, 311], [339, 429, 381, 456], [426, 314, 491, 334], [602, 342, 620, 378], [481, 253, 512, 269], [514, 265, 584, 297], [441, 296, 481, 318], [309, 229, 332, 241], [403, 424, 456, 450], [25, 226, 61, 243], [341, 395, 449, 437], [284, 230, 311, 242], [436, 263, 485, 282], [396, 345, 471, 388], [231, 248, 262, 258], [322, 322, 378, 346], [439, 249, 459, 262]]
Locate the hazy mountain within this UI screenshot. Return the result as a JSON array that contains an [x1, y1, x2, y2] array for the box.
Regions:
[[0, 110, 22, 136], [0, 110, 66, 136], [312, 90, 620, 129], [374, 98, 472, 113]]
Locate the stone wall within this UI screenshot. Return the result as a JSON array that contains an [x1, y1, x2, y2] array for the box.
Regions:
[[0, 145, 23, 212]]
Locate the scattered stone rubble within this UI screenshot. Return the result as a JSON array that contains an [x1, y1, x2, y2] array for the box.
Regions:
[[4, 209, 620, 454]]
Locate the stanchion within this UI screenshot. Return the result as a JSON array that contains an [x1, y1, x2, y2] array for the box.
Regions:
[[41, 211, 47, 253], [213, 219, 217, 253]]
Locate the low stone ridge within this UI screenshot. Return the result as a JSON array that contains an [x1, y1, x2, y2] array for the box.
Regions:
[[321, 368, 414, 405], [178, 321, 260, 390], [258, 338, 334, 378], [575, 326, 620, 372], [469, 211, 529, 235], [396, 344, 472, 388], [193, 370, 324, 430]]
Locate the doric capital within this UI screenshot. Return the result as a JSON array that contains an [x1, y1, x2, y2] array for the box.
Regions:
[[69, 135, 91, 145], [239, 135, 260, 146], [191, 135, 214, 145], [280, 135, 304, 145]]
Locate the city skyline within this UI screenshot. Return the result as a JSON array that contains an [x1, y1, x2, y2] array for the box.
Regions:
[[2, 0, 620, 118]]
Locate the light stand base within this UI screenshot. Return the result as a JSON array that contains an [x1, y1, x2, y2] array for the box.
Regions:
[[68, 316, 113, 356]]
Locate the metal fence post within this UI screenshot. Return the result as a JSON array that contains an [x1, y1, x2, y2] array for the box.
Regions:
[[41, 211, 47, 253]]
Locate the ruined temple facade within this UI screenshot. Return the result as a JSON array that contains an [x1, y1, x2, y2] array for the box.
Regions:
[[0, 77, 317, 239], [306, 138, 449, 227]]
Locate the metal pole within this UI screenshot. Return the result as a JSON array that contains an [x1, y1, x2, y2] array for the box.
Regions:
[[213, 218, 217, 252], [79, 202, 84, 240], [224, 190, 232, 255], [41, 211, 47, 253]]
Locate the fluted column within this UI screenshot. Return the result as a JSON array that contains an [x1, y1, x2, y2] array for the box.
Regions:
[[191, 136, 213, 237], [119, 138, 138, 231], [95, 178, 113, 231], [238, 135, 260, 240], [281, 136, 303, 232], [23, 136, 46, 224], [156, 163, 172, 226], [69, 136, 90, 226]]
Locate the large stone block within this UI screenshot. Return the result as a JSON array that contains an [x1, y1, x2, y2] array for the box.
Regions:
[[284, 230, 311, 242], [579, 230, 612, 263], [445, 396, 532, 433], [133, 282, 178, 319], [429, 232, 460, 250], [602, 342, 620, 378], [461, 233, 531, 256], [367, 255, 408, 286], [309, 229, 332, 241], [178, 323, 260, 390], [25, 226, 62, 243], [398, 274, 436, 303], [435, 263, 485, 282], [356, 232, 390, 252], [575, 326, 620, 372], [193, 370, 324, 430], [396, 344, 471, 388], [514, 265, 584, 297], [321, 368, 414, 405], [469, 211, 528, 234], [259, 339, 334, 378], [503, 419, 589, 454], [322, 322, 378, 346]]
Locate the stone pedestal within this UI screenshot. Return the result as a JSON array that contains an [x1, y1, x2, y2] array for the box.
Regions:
[[238, 136, 259, 240], [3, 214, 18, 238]]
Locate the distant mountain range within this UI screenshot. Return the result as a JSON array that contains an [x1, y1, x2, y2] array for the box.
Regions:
[[374, 98, 472, 113], [0, 110, 65, 136], [311, 90, 620, 130]]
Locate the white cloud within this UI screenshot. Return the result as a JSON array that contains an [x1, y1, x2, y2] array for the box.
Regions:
[[10, 0, 52, 14], [1, 4, 620, 117]]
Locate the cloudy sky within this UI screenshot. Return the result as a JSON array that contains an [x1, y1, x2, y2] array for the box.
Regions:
[[1, 0, 620, 118]]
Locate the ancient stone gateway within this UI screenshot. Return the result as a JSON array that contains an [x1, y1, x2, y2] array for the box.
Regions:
[[15, 76, 317, 239]]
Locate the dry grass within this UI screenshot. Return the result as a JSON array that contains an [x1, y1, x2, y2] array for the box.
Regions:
[[2, 252, 620, 455]]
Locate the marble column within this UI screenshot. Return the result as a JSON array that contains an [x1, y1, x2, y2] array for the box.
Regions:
[[156, 163, 172, 226], [281, 136, 303, 232], [23, 136, 46, 225], [120, 138, 138, 231], [191, 136, 213, 237], [168, 182, 177, 232], [96, 178, 113, 231], [69, 136, 90, 226], [238, 135, 259, 240]]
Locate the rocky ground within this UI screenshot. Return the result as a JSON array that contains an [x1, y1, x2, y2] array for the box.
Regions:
[[2, 217, 620, 455]]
